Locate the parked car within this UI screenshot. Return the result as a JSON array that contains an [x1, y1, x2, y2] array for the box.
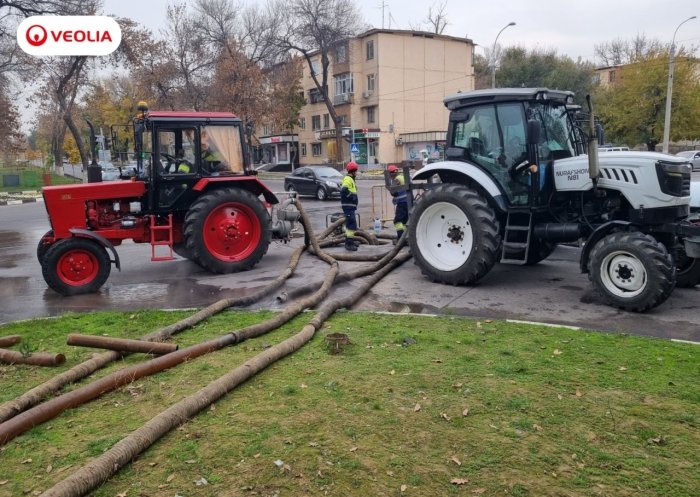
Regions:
[[676, 150, 700, 172], [100, 162, 120, 181], [284, 166, 343, 200], [598, 146, 630, 152]]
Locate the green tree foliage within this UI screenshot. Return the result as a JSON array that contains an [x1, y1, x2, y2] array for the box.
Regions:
[[595, 49, 700, 150], [491, 46, 594, 105]]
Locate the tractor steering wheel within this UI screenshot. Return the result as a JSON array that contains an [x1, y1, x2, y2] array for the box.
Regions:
[[161, 153, 176, 173]]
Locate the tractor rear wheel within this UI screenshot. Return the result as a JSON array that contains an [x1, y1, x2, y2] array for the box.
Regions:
[[588, 231, 675, 312], [408, 184, 500, 285], [172, 243, 193, 260], [184, 188, 271, 273], [42, 237, 111, 295]]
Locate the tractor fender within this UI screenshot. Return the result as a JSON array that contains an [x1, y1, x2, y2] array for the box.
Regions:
[[192, 177, 279, 205], [69, 228, 121, 271], [579, 220, 633, 273], [412, 161, 508, 213]]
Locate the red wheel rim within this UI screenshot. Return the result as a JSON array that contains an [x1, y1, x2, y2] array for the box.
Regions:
[[202, 202, 262, 261], [56, 249, 100, 286]]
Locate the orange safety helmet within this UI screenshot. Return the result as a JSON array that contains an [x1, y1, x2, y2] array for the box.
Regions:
[[387, 164, 399, 173], [346, 161, 359, 172]]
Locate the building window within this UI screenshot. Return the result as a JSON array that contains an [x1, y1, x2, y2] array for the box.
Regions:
[[609, 70, 616, 83], [367, 74, 375, 92], [301, 143, 307, 157], [334, 72, 354, 96], [591, 74, 600, 85], [335, 44, 347, 64], [312, 115, 321, 131], [299, 117, 306, 130], [367, 106, 376, 124], [338, 115, 347, 125], [366, 40, 374, 60], [312, 143, 322, 156], [323, 114, 330, 129], [310, 59, 320, 76]]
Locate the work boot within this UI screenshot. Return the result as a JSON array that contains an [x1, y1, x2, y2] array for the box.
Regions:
[[351, 238, 361, 246], [394, 230, 404, 245], [345, 238, 358, 251]]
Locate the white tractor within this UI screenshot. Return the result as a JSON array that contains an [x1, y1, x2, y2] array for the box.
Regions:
[[407, 88, 700, 312]]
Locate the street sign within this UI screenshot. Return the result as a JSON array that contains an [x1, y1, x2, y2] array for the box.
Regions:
[[350, 143, 359, 154]]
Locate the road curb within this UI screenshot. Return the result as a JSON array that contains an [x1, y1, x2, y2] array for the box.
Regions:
[[0, 192, 43, 207]]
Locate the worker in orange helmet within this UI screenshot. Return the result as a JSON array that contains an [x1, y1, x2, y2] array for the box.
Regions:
[[387, 164, 408, 242], [340, 161, 360, 251]]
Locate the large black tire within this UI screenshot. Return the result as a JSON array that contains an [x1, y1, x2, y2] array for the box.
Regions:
[[588, 232, 675, 312], [41, 237, 111, 296], [36, 230, 54, 263], [172, 243, 193, 260], [184, 188, 271, 274], [408, 184, 500, 285], [674, 242, 700, 288], [525, 240, 557, 265]]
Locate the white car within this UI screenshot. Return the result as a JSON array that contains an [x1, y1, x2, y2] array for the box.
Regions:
[[676, 150, 700, 172]]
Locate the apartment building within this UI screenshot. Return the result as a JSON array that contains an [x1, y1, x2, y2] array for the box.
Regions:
[[258, 29, 474, 169]]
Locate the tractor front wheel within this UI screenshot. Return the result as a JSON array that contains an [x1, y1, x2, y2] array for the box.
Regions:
[[41, 237, 111, 295], [588, 231, 675, 312], [408, 184, 500, 285], [184, 188, 271, 273]]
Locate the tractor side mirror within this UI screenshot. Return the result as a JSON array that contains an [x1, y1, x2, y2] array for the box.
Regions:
[[526, 120, 540, 145]]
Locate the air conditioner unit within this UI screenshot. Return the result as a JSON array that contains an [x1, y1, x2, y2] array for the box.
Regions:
[[362, 91, 371, 98], [395, 138, 403, 146]]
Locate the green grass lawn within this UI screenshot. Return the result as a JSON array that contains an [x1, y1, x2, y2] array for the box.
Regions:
[[0, 310, 698, 497], [0, 168, 80, 192]]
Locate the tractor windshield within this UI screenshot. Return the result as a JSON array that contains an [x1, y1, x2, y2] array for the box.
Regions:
[[529, 102, 576, 161]]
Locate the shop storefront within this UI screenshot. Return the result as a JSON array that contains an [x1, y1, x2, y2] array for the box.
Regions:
[[258, 134, 299, 171], [351, 128, 381, 165]]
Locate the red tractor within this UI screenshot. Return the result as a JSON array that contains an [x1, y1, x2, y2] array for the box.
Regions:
[[37, 103, 297, 295]]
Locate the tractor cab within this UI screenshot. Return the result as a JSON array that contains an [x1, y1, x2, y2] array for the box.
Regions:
[[442, 88, 582, 207], [133, 104, 253, 213]]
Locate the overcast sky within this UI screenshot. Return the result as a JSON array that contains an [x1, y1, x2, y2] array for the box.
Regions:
[[103, 0, 699, 62]]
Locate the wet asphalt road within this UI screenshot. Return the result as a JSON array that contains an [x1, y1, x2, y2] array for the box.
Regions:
[[1, 178, 699, 342]]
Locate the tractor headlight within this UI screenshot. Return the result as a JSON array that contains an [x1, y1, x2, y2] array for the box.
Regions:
[[656, 160, 691, 197]]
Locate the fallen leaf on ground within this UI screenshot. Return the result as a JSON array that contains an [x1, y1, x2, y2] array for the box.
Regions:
[[300, 383, 308, 388], [619, 366, 627, 371], [451, 456, 462, 466], [349, 447, 358, 452], [401, 484, 408, 492], [308, 442, 319, 447], [184, 459, 196, 464], [46, 464, 52, 473], [557, 394, 563, 400], [462, 408, 470, 416], [441, 412, 451, 421], [21, 458, 32, 464], [414, 403, 421, 412], [451, 478, 469, 485], [489, 424, 498, 430], [0, 481, 8, 485], [472, 488, 486, 494], [452, 382, 463, 388], [116, 492, 127, 497], [553, 349, 562, 355], [575, 389, 583, 397], [166, 474, 176, 482], [533, 423, 543, 432]]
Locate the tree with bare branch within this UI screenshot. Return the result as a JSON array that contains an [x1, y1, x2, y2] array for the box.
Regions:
[[271, 0, 364, 164]]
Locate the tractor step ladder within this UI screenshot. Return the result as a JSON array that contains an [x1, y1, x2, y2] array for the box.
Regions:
[[500, 208, 532, 264], [149, 214, 175, 261]]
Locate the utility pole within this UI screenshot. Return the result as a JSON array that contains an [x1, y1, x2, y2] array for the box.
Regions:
[[491, 22, 516, 89], [662, 15, 696, 153]]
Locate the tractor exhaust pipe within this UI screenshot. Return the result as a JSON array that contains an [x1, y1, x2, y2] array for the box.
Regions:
[[586, 95, 599, 185]]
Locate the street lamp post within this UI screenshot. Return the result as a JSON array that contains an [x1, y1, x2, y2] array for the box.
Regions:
[[662, 15, 696, 154], [491, 21, 516, 89]]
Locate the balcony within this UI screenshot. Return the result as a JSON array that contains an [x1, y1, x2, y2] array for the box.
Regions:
[[333, 93, 354, 106]]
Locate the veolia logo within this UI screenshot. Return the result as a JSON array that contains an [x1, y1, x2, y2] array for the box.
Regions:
[[17, 16, 122, 56]]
